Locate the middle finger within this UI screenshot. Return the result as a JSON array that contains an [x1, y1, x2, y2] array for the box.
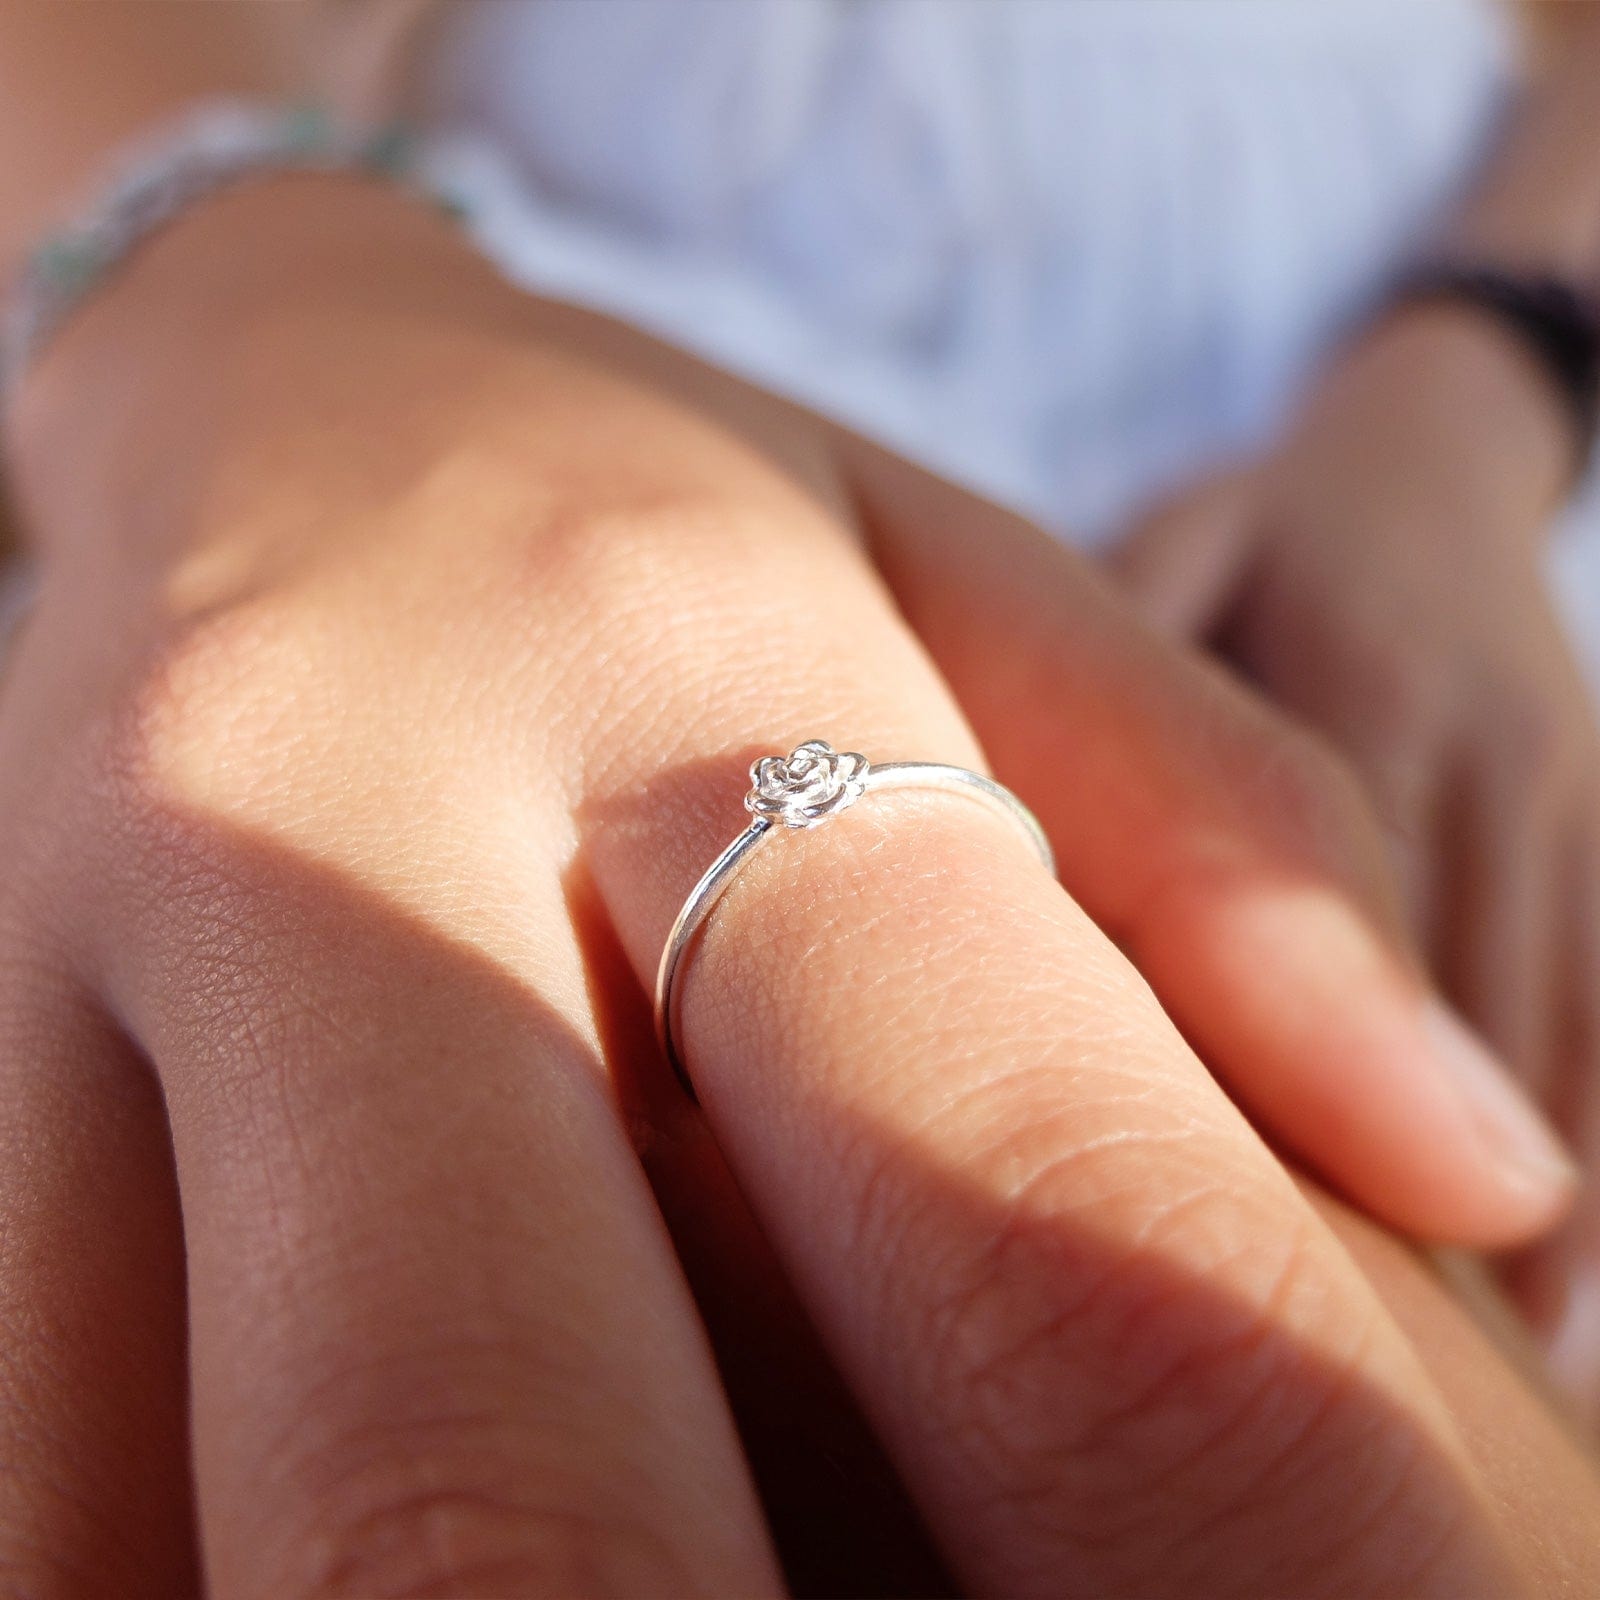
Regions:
[[91, 778, 778, 1597]]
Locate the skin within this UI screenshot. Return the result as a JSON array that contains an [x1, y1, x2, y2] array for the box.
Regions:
[[1110, 2, 1600, 1421], [0, 175, 1593, 1597], [0, 4, 1596, 1595]]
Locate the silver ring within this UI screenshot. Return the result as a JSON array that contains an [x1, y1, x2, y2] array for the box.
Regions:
[[654, 739, 1055, 1096]]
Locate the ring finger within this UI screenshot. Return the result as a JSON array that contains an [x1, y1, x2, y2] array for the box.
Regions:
[[559, 496, 1525, 1596]]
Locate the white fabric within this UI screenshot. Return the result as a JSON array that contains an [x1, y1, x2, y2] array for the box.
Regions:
[[412, 0, 1600, 688]]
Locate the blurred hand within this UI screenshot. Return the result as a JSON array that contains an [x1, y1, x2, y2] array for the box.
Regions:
[[1112, 301, 1600, 1424]]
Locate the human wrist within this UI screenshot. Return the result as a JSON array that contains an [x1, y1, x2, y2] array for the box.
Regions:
[[1324, 299, 1573, 544], [3, 174, 847, 631], [3, 175, 560, 580]]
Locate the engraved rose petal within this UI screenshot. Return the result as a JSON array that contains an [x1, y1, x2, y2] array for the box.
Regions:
[[745, 740, 869, 827], [788, 740, 830, 772], [752, 755, 787, 798], [789, 767, 832, 804]]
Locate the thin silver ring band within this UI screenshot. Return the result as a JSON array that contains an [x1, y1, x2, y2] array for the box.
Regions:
[[654, 740, 1055, 1096]]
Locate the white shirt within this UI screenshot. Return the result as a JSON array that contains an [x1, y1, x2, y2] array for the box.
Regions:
[[417, 0, 1511, 539]]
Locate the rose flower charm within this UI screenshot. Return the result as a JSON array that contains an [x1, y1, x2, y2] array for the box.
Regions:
[[745, 740, 870, 828]]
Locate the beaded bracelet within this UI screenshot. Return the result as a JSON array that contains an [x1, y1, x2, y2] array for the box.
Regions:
[[1, 100, 477, 404]]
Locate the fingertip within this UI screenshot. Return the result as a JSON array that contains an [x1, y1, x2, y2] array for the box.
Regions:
[[1419, 998, 1580, 1237], [1151, 886, 1576, 1250]]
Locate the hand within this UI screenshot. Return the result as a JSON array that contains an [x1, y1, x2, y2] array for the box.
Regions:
[[1111, 302, 1600, 1422], [1, 182, 1592, 1595]]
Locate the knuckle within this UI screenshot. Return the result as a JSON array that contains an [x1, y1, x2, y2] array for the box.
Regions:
[[292, 1486, 677, 1600], [1238, 722, 1384, 883], [894, 1129, 1412, 1586], [6, 608, 283, 916], [96, 600, 318, 836], [507, 497, 899, 767], [241, 1347, 688, 1600], [81, 601, 502, 994]]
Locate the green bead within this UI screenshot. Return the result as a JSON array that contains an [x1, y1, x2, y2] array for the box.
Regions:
[[281, 101, 331, 153], [32, 238, 103, 292], [363, 123, 419, 176]]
